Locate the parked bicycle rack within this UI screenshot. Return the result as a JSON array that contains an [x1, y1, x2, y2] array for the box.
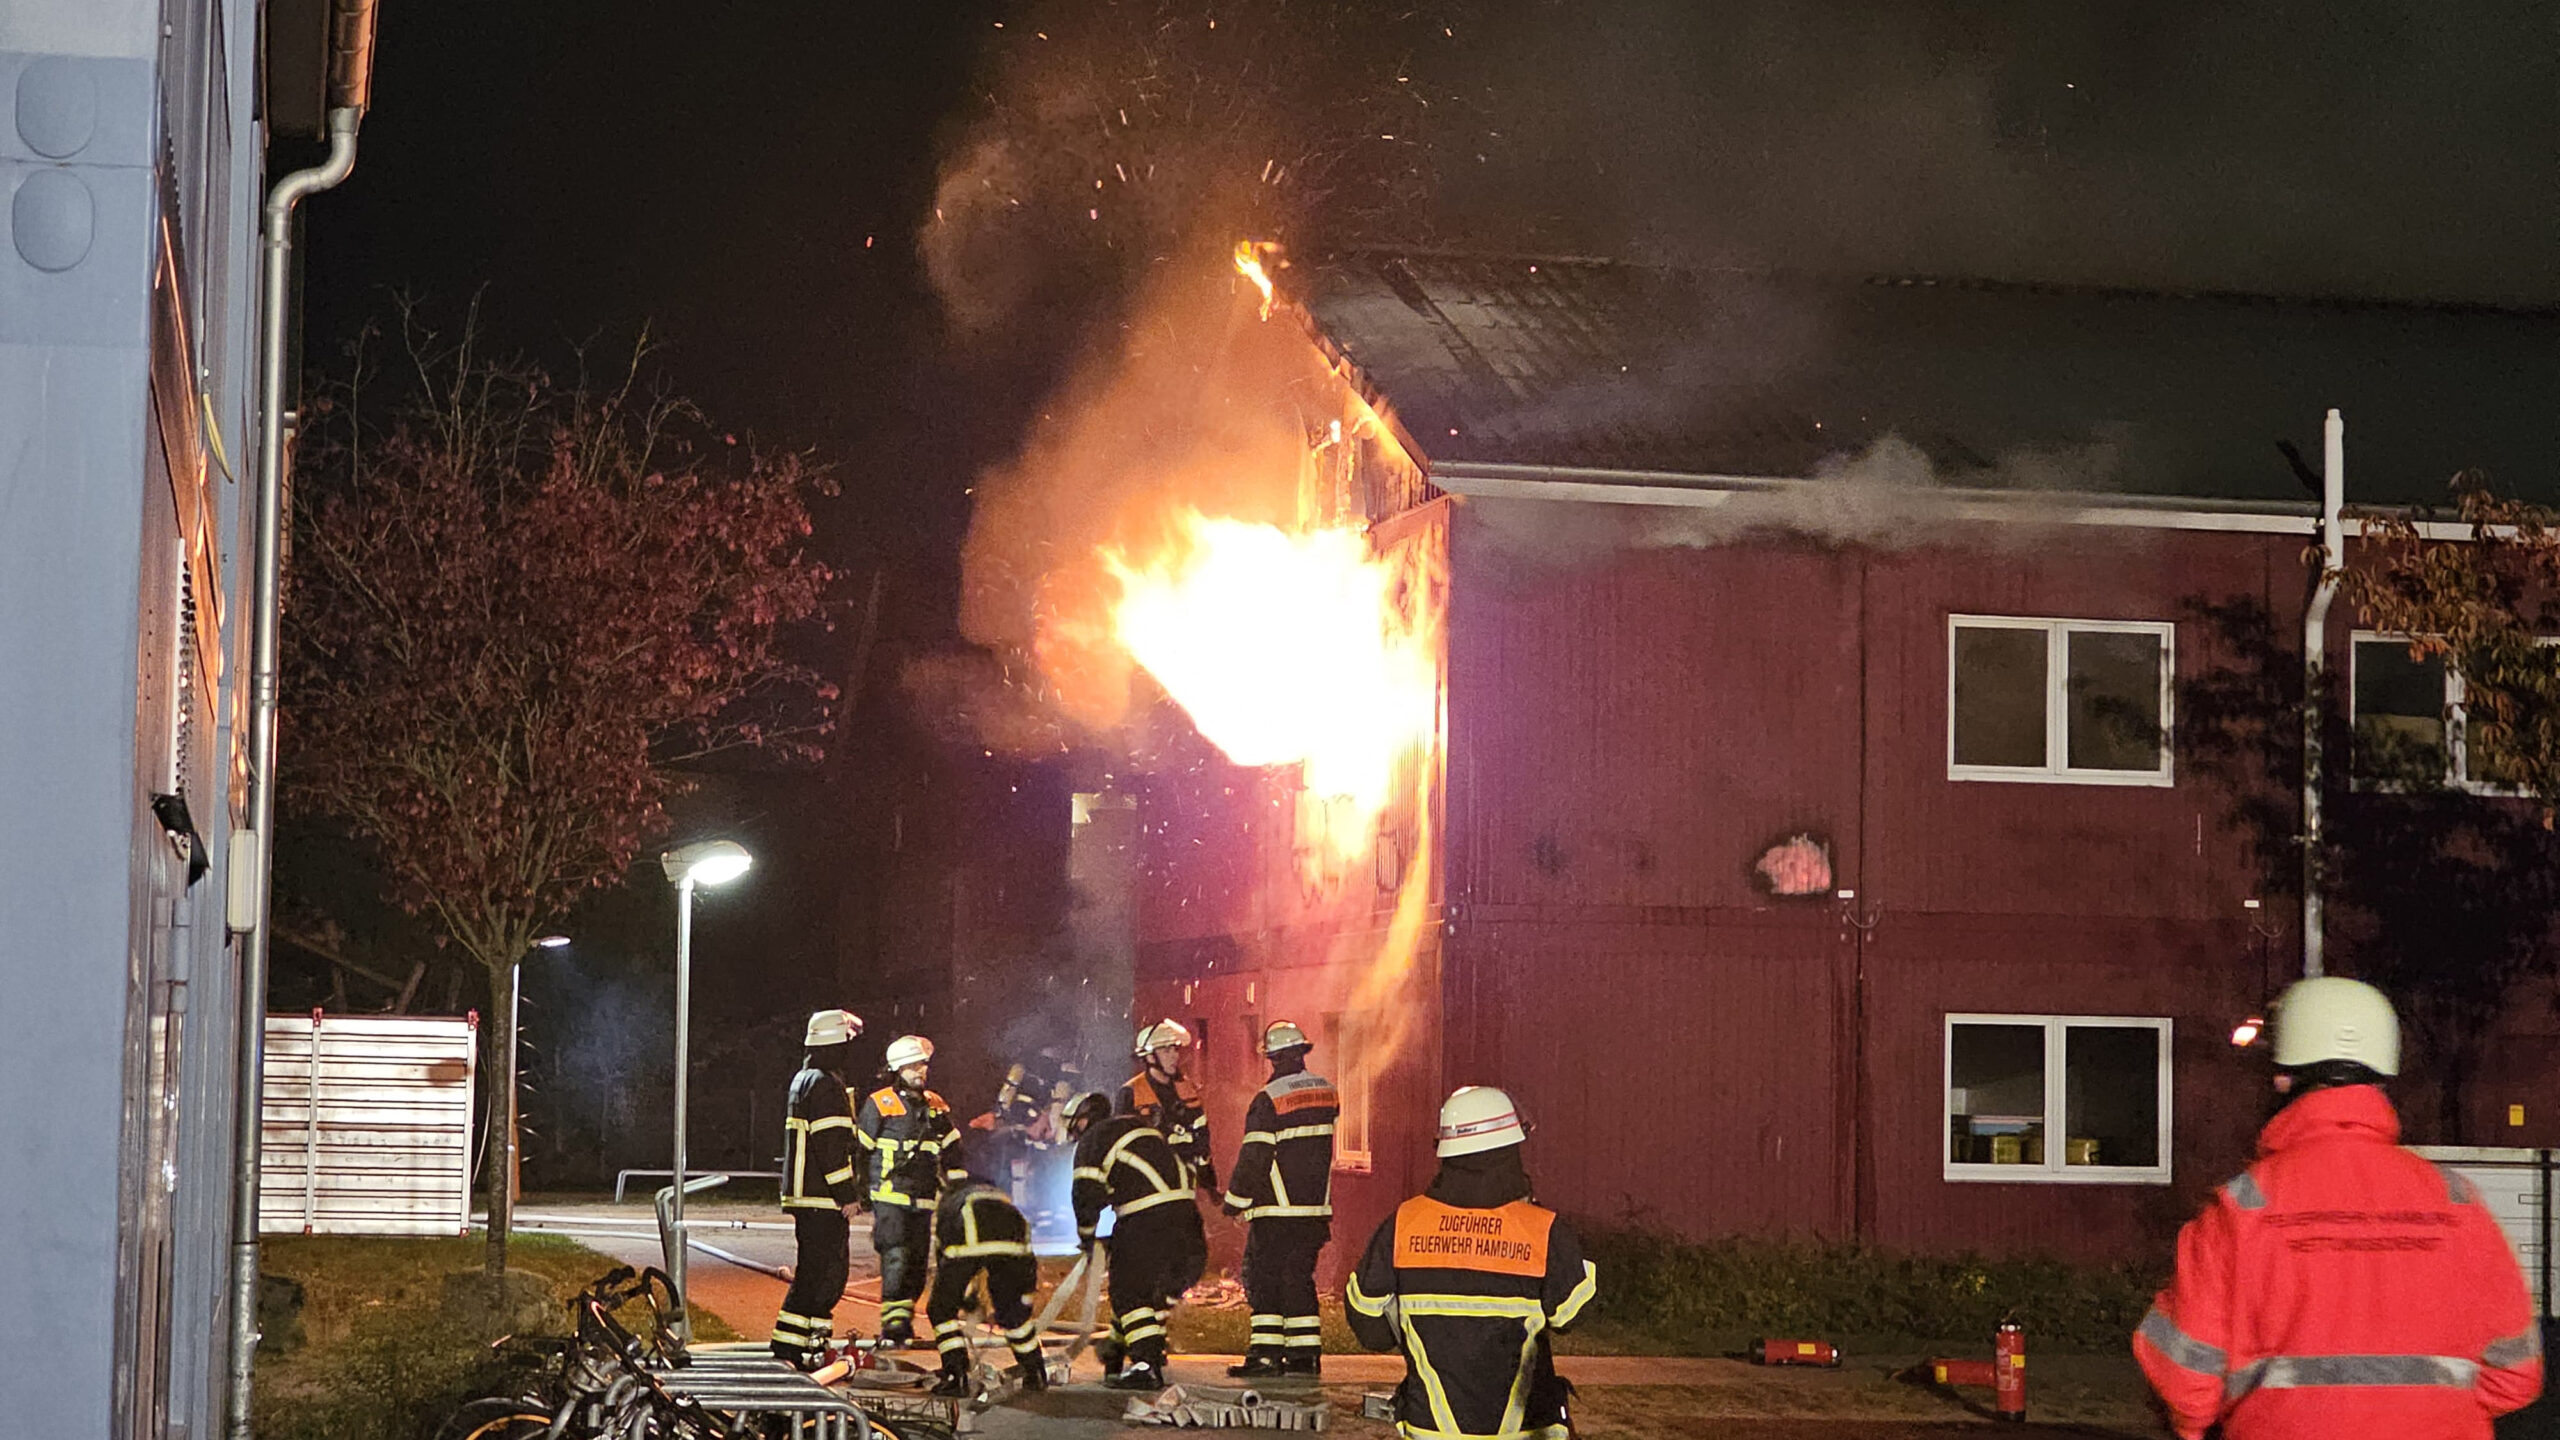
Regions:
[[648, 1349, 879, 1440]]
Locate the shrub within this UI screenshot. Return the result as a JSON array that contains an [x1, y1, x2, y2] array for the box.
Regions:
[[1571, 1226, 2165, 1354]]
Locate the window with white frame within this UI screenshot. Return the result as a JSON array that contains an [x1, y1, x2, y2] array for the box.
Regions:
[[2351, 633, 2541, 793], [1948, 617, 2174, 784], [1944, 1015, 2172, 1183]]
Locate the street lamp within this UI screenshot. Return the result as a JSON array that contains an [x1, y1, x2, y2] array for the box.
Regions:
[[504, 934, 573, 1207], [658, 839, 751, 1336]]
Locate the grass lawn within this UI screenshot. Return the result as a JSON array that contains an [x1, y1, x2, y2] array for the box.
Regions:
[[255, 1231, 736, 1440]]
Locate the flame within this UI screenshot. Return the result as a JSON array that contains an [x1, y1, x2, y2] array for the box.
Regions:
[[1234, 240, 1277, 321], [1103, 509, 1438, 862]]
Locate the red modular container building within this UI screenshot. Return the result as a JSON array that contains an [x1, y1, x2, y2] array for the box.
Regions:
[[1129, 253, 2560, 1275]]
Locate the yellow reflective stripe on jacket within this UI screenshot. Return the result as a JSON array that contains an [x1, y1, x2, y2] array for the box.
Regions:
[[1274, 1123, 1335, 1141], [1346, 1270, 1391, 1318], [1552, 1260, 1597, 1330], [783, 1196, 840, 1210], [944, 1240, 1035, 1258], [1116, 1186, 1195, 1219], [1243, 1203, 1332, 1219], [1392, 1425, 1570, 1440]]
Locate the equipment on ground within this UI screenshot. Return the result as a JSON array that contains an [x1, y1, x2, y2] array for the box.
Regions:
[[1749, 1338, 1841, 1367]]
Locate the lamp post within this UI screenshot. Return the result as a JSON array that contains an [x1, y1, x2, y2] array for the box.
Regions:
[[658, 839, 751, 1337], [506, 934, 572, 1207]]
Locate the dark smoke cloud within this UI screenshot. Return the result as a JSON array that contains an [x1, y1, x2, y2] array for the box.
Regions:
[[1438, 0, 2558, 306]]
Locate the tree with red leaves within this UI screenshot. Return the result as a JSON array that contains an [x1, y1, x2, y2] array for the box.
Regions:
[[284, 313, 833, 1273]]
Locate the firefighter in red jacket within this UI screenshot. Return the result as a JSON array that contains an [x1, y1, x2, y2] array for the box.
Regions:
[[1347, 1086, 1597, 1440], [2135, 977, 2544, 1440], [1222, 1019, 1337, 1378]]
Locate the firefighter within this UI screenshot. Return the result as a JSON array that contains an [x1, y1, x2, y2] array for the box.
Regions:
[[1066, 1090, 1208, 1392], [858, 1033, 955, 1347], [1347, 1086, 1598, 1440], [772, 1008, 866, 1367], [1221, 1019, 1337, 1378], [924, 1139, 1047, 1397], [1121, 1018, 1214, 1192], [2135, 977, 2543, 1439]]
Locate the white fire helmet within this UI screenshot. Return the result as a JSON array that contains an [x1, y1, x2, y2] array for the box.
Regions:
[[1262, 1019, 1311, 1056], [1437, 1086, 1527, 1157], [886, 1034, 935, 1072], [1133, 1018, 1193, 1057], [805, 1009, 864, 1048], [2271, 977, 2401, 1076]]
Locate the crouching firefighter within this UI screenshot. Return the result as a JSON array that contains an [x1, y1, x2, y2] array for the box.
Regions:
[[1067, 1091, 1207, 1391], [1222, 1020, 1337, 1378], [2135, 977, 2542, 1440], [773, 1008, 866, 1367], [1348, 1087, 1598, 1440], [860, 1034, 955, 1347], [925, 1141, 1048, 1397]]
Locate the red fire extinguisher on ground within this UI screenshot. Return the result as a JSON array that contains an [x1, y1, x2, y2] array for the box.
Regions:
[[1994, 1319, 2026, 1423]]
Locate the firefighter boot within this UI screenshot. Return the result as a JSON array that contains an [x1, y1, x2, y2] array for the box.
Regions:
[[1279, 1351, 1323, 1379], [1228, 1354, 1284, 1378], [1095, 1336, 1125, 1379], [1014, 1353, 1048, 1393], [1103, 1360, 1165, 1391], [930, 1354, 971, 1398]]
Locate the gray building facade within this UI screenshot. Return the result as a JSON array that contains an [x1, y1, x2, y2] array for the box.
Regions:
[[1, 0, 266, 1434]]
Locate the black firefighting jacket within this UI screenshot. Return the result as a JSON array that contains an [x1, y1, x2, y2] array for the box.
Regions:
[[1119, 1068, 1215, 1191], [1071, 1114, 1199, 1246], [1347, 1189, 1598, 1440], [782, 1063, 861, 1211], [858, 1080, 954, 1210], [1222, 1069, 1338, 1225], [934, 1179, 1034, 1262]]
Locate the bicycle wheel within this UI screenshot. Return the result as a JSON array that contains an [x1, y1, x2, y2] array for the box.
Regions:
[[432, 1396, 553, 1440]]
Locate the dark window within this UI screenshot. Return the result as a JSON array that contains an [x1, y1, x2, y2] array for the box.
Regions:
[[2064, 1024, 2162, 1168], [2066, 631, 2166, 771], [2352, 638, 2448, 785], [1952, 627, 2048, 768]]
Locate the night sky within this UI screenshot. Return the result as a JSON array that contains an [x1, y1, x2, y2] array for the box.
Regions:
[[289, 0, 2557, 1133]]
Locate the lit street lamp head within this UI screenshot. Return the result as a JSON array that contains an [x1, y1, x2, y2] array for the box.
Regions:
[[660, 838, 752, 888], [534, 933, 571, 949]]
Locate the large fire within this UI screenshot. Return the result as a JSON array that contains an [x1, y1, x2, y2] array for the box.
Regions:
[[1103, 508, 1439, 865], [1233, 240, 1278, 321]]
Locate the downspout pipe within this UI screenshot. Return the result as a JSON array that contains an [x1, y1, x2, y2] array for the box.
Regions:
[[225, 5, 373, 1423], [2300, 408, 2346, 979]]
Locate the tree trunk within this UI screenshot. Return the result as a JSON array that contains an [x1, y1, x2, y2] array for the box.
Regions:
[[482, 962, 518, 1276]]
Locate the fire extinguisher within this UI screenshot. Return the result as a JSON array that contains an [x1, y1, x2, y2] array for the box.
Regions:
[[1994, 1318, 2026, 1423]]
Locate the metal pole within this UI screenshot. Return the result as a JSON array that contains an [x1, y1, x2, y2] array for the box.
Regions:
[[508, 957, 522, 1208], [2301, 408, 2346, 979], [225, 105, 362, 1440], [672, 875, 695, 1340]]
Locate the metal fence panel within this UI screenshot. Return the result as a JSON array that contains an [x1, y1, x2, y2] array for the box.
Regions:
[[2412, 1146, 2554, 1317], [259, 1012, 477, 1235]]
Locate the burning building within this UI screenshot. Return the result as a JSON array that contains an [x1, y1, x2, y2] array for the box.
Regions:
[[980, 245, 2560, 1274]]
